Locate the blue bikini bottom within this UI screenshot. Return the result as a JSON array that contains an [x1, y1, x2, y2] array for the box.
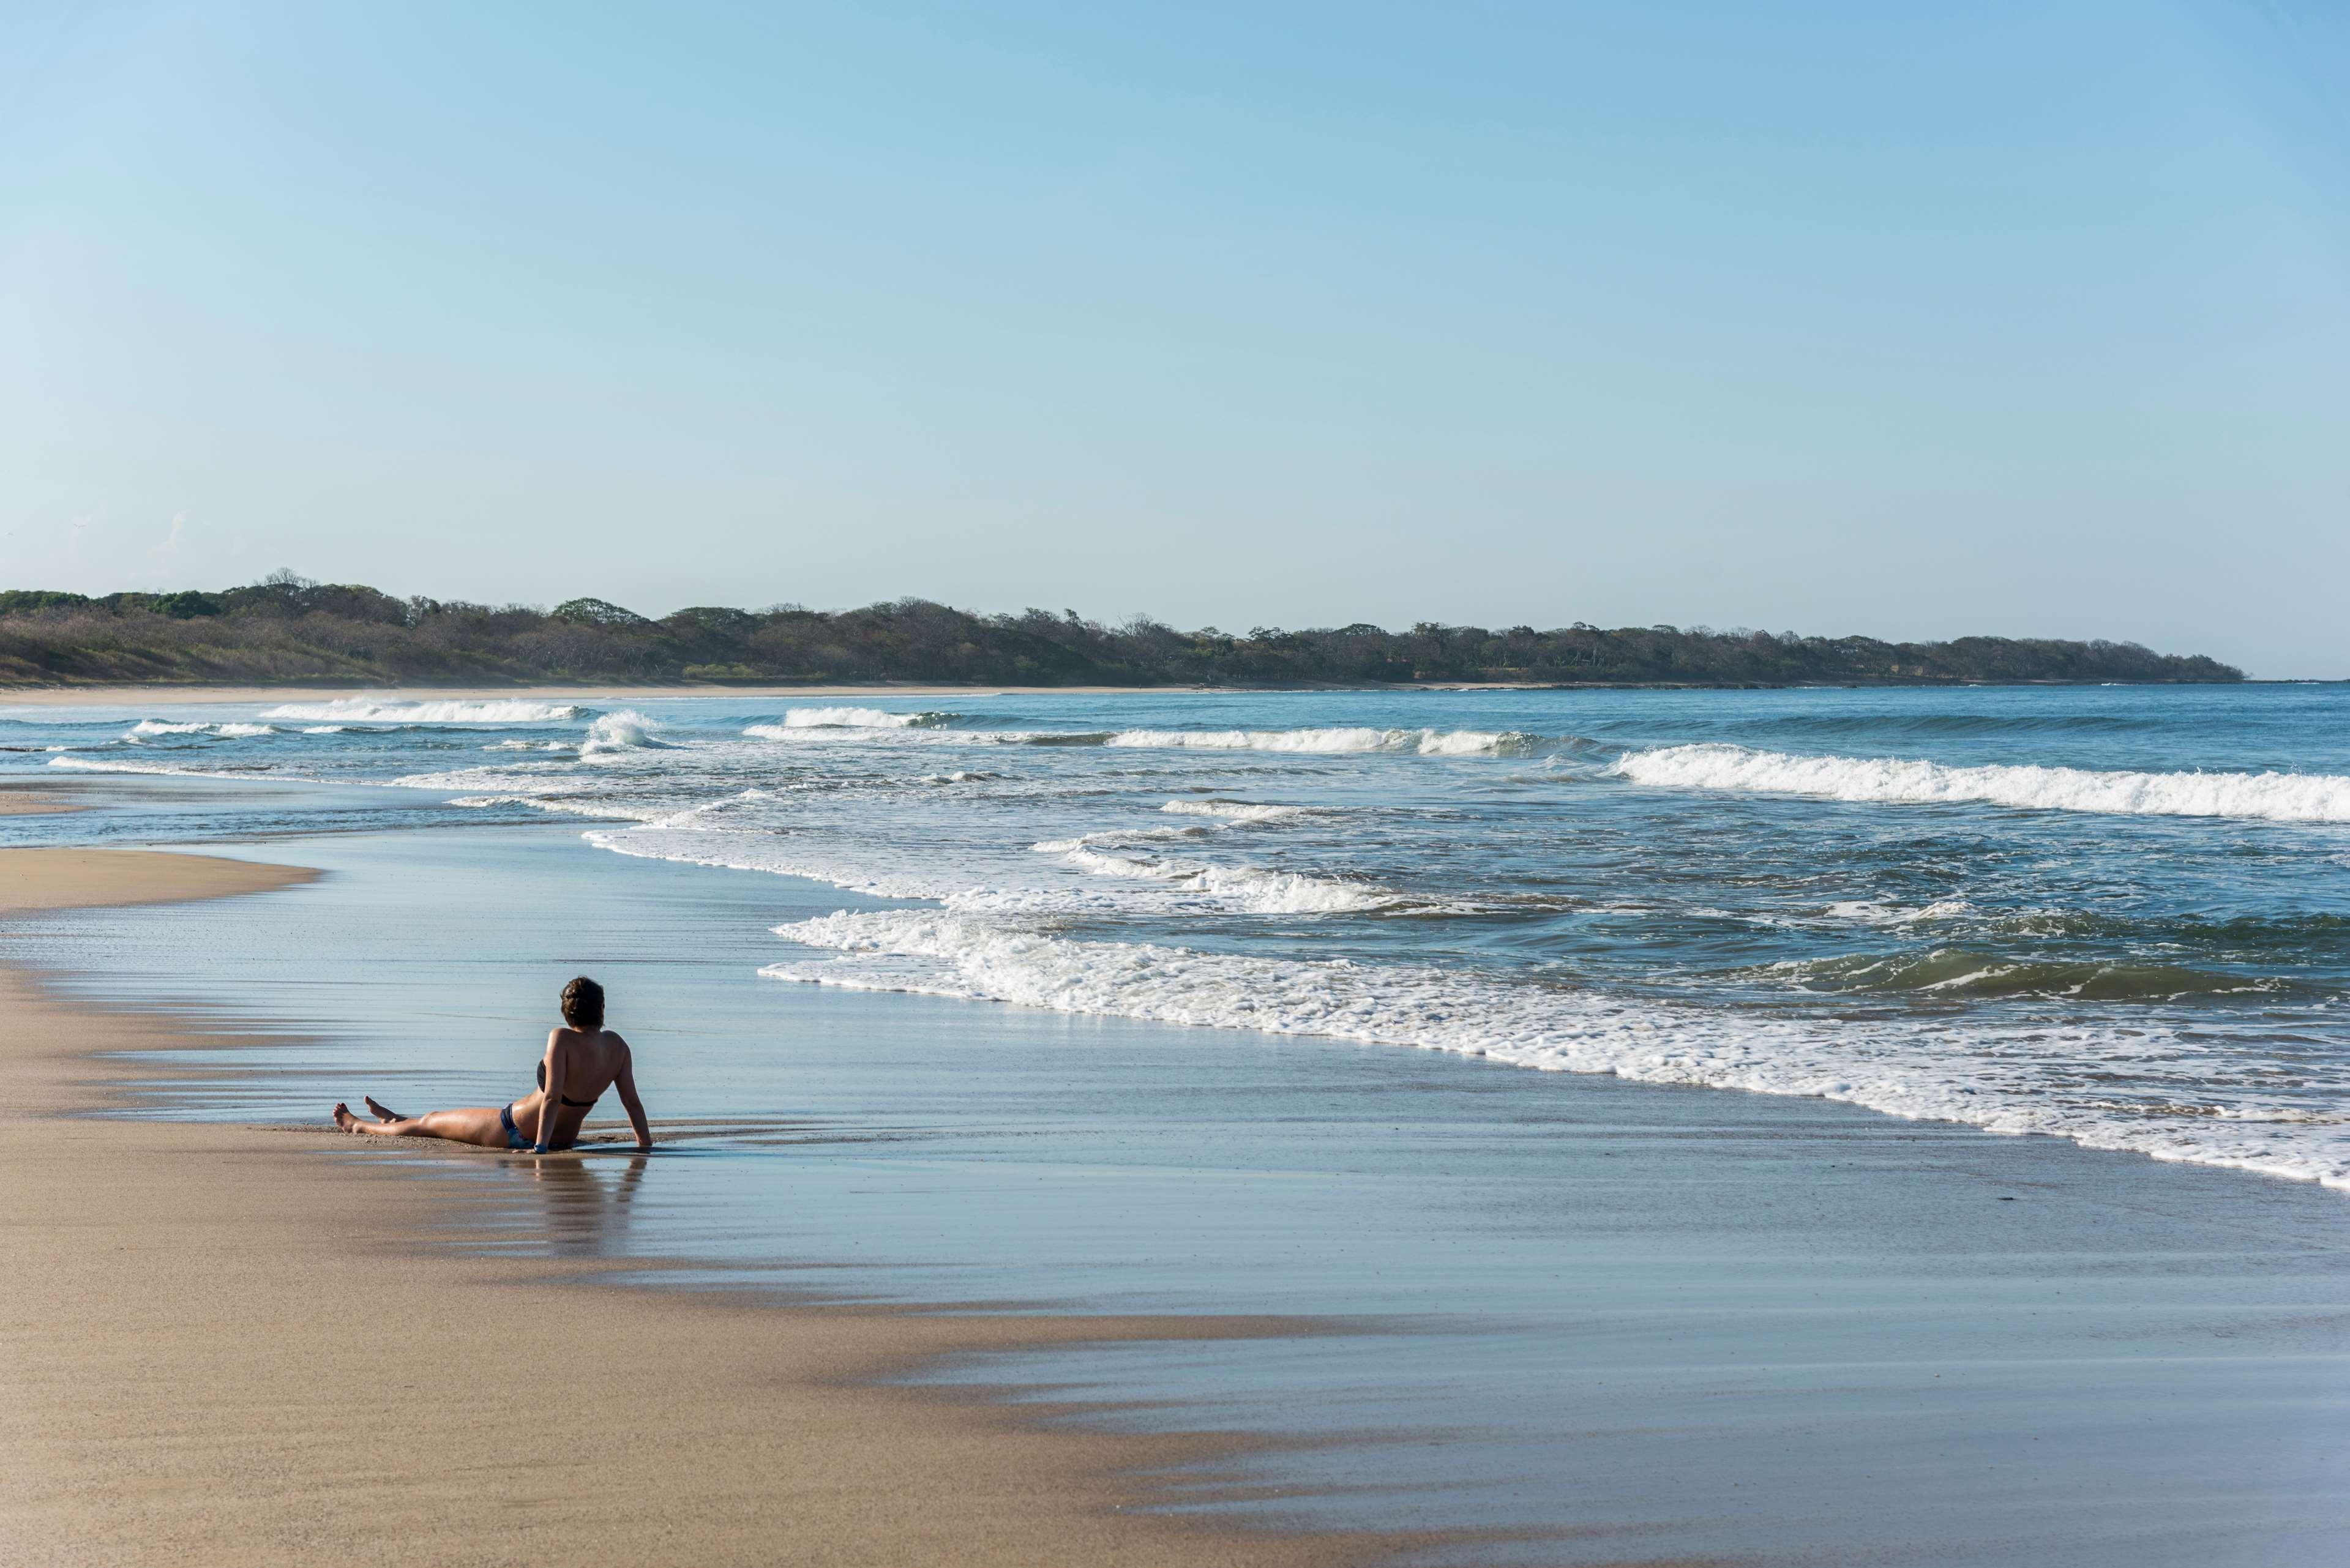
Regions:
[[498, 1102, 531, 1151]]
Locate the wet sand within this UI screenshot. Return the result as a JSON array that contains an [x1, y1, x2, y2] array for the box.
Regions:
[[0, 783, 80, 815], [0, 848, 1450, 1567]]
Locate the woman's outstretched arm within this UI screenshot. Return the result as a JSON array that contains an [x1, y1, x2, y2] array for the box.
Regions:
[[614, 1041, 653, 1151], [533, 1029, 566, 1153]]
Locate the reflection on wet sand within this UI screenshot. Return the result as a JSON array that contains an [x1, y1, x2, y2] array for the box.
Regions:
[[460, 1116, 931, 1262], [500, 1152, 648, 1258], [561, 1117, 932, 1151]]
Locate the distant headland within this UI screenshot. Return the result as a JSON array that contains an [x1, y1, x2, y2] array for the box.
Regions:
[[0, 574, 2243, 689]]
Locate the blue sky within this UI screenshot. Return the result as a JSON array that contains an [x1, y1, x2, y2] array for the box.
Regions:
[[4, 2, 2344, 674]]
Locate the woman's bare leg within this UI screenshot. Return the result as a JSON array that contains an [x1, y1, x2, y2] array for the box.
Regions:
[[332, 1103, 511, 1148], [364, 1096, 405, 1122]]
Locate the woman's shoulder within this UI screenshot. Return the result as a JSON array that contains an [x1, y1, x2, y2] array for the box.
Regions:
[[546, 1024, 627, 1059]]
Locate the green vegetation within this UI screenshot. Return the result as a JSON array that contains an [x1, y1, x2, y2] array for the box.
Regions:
[[0, 573, 2243, 687]]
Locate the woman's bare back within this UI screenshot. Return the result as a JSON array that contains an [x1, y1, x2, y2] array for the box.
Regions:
[[525, 1026, 635, 1149]]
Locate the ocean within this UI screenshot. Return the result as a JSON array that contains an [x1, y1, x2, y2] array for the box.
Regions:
[[17, 682, 2350, 1191]]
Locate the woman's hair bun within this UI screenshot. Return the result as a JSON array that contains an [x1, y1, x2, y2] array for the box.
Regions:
[[560, 976, 605, 1030]]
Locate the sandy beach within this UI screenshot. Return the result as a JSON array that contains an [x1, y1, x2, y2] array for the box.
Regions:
[[0, 846, 1443, 1567]]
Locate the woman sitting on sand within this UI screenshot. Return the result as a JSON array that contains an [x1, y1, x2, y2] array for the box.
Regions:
[[332, 976, 653, 1154]]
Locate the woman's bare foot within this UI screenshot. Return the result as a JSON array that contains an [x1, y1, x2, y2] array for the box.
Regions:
[[364, 1096, 404, 1123], [332, 1102, 360, 1133]]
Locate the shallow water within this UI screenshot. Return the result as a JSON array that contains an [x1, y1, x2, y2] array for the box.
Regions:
[[9, 685, 2350, 1563]]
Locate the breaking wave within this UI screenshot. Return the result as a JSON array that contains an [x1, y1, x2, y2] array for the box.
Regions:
[[48, 755, 257, 779], [749, 707, 958, 735], [258, 698, 586, 723], [1107, 726, 1536, 756], [579, 710, 667, 755], [1611, 744, 2350, 824], [1160, 799, 1311, 823], [1006, 731, 1115, 747], [442, 793, 657, 821], [1757, 948, 2285, 1002], [1045, 842, 1399, 914], [125, 719, 277, 739]]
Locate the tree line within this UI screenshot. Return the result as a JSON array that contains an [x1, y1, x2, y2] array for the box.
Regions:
[[0, 573, 2243, 687]]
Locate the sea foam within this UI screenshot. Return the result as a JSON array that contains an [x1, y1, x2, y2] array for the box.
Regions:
[[1611, 744, 2350, 824]]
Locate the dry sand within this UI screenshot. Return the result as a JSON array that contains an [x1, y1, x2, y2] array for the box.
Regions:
[[0, 848, 1461, 1567]]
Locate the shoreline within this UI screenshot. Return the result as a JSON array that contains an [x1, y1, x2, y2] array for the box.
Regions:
[[0, 846, 1456, 1567], [10, 804, 2350, 1561]]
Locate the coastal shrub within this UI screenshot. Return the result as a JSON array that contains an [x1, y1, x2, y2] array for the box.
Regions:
[[0, 573, 2245, 689], [554, 597, 654, 628]]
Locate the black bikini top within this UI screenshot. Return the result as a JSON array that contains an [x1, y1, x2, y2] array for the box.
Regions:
[[537, 1059, 599, 1110]]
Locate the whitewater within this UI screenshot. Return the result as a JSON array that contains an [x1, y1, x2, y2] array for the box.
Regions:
[[761, 908, 2350, 1189], [1613, 743, 2350, 824], [14, 684, 2350, 1196]]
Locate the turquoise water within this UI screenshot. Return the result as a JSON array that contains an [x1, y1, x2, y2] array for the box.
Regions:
[[9, 685, 2350, 1562]]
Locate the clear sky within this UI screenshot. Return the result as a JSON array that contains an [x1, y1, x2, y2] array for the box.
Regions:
[[5, 3, 2344, 675]]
